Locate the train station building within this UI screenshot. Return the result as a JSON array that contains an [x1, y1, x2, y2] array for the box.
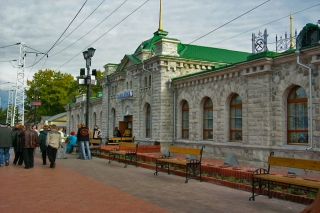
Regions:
[[65, 10, 320, 166]]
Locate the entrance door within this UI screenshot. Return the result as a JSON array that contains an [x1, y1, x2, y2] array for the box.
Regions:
[[118, 121, 127, 137]]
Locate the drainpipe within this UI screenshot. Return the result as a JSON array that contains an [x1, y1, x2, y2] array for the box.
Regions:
[[296, 50, 313, 151], [106, 77, 110, 140], [142, 61, 153, 138], [168, 78, 176, 141]]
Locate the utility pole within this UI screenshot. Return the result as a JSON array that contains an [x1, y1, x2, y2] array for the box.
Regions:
[[13, 42, 26, 124], [6, 88, 15, 125]]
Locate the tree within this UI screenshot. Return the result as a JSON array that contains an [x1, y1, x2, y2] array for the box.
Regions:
[[0, 107, 6, 123], [25, 69, 80, 123]]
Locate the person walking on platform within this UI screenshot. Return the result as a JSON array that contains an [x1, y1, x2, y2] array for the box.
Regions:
[[77, 123, 91, 160], [57, 127, 67, 159], [12, 124, 24, 166], [38, 125, 50, 165], [19, 124, 39, 169], [46, 124, 61, 168], [0, 123, 14, 167]]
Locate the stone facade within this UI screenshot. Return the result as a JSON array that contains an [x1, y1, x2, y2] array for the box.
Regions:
[[65, 30, 320, 167]]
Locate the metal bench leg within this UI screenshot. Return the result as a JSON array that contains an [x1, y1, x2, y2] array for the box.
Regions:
[[268, 180, 271, 199], [154, 160, 159, 175], [199, 163, 202, 182], [124, 155, 127, 168], [134, 154, 138, 167], [185, 164, 189, 183], [108, 153, 112, 164], [249, 179, 255, 201]]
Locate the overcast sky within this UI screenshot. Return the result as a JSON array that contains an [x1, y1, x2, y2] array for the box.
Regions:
[[0, 0, 319, 107]]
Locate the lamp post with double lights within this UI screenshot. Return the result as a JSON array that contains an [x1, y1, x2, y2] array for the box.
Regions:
[[78, 47, 97, 128]]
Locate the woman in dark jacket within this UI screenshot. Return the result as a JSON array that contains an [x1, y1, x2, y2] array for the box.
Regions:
[[38, 125, 50, 165], [13, 124, 25, 165]]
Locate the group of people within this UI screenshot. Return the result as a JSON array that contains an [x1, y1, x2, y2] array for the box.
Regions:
[[0, 123, 62, 169], [0, 122, 103, 167]]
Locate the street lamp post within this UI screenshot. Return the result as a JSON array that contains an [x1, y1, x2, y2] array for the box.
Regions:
[[79, 47, 96, 128], [31, 86, 41, 125]]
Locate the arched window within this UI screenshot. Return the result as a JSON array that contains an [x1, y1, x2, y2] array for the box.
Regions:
[[146, 104, 151, 137], [287, 86, 308, 144], [182, 101, 189, 139], [203, 98, 213, 140], [230, 94, 242, 141]]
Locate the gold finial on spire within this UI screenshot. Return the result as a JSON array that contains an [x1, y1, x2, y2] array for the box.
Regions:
[[290, 13, 294, 49], [158, 0, 163, 31]]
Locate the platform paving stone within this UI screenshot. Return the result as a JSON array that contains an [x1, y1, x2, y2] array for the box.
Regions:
[[1, 150, 308, 213]]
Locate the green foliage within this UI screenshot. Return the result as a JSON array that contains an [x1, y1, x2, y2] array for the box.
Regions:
[[272, 186, 283, 191], [25, 69, 80, 123], [0, 107, 7, 123], [228, 176, 237, 182], [307, 191, 318, 198], [286, 187, 295, 194], [202, 172, 210, 177], [294, 190, 306, 195]]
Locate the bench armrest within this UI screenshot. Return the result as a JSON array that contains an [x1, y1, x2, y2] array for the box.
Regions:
[[252, 168, 269, 175]]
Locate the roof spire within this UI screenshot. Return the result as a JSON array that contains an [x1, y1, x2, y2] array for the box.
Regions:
[[153, 0, 168, 37], [290, 13, 294, 49], [158, 0, 163, 31]]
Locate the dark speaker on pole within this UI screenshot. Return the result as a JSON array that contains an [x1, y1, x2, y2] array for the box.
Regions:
[[80, 68, 85, 76], [92, 69, 97, 76]]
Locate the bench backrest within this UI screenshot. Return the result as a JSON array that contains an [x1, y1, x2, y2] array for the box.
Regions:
[[108, 137, 134, 142], [268, 156, 320, 171], [168, 146, 201, 155], [90, 138, 102, 145], [168, 146, 204, 162], [108, 137, 122, 141], [119, 142, 138, 150], [121, 137, 134, 142]]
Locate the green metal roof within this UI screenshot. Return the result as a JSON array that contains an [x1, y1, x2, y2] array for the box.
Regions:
[[177, 43, 251, 64], [126, 54, 140, 65], [134, 30, 170, 54], [132, 30, 251, 65]]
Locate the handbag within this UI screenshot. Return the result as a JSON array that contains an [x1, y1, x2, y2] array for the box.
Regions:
[[65, 138, 69, 144]]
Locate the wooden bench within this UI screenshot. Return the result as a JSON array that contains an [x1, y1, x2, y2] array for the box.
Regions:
[[249, 152, 320, 201], [107, 137, 135, 145], [108, 142, 139, 168], [154, 145, 205, 183]]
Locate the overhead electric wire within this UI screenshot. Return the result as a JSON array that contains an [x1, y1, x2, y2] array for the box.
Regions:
[[54, 0, 106, 48], [26, 54, 38, 80], [25, 0, 88, 68], [56, 0, 149, 71], [188, 0, 270, 45], [0, 43, 19, 49], [25, 45, 46, 54], [211, 3, 320, 46], [50, 0, 127, 58]]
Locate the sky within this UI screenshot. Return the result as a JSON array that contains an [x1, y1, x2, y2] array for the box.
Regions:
[[0, 0, 319, 107]]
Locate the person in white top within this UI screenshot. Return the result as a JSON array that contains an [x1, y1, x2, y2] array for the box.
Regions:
[[57, 127, 67, 159]]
